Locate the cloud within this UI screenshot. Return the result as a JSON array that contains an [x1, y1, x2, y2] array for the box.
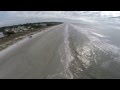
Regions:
[[101, 11, 120, 17], [7, 11, 120, 19], [0, 11, 120, 27], [7, 11, 67, 18]]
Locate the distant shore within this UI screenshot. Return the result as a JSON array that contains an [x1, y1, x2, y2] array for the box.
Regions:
[[0, 28, 41, 51], [0, 22, 62, 51]]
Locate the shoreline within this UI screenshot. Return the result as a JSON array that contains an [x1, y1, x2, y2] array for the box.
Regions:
[[0, 26, 51, 51]]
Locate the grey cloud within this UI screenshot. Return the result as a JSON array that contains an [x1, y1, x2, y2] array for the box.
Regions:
[[0, 11, 120, 27]]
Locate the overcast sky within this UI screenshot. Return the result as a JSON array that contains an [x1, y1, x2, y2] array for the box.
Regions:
[[0, 11, 120, 27]]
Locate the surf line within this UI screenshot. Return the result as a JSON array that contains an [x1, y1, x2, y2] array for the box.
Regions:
[[61, 24, 74, 79]]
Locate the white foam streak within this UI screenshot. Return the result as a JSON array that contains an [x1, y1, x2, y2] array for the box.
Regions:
[[59, 25, 74, 79], [91, 32, 105, 37], [47, 24, 74, 79]]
